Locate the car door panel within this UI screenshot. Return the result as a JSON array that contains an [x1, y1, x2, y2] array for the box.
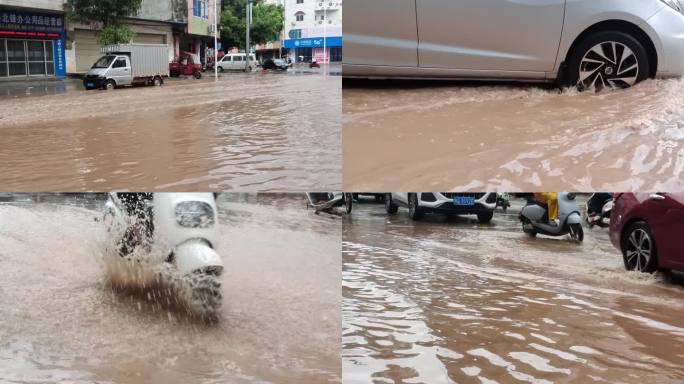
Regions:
[[417, 0, 565, 72], [648, 193, 684, 269], [344, 0, 418, 68]]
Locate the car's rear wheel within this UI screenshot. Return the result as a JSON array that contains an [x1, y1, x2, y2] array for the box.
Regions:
[[477, 211, 494, 224], [622, 221, 658, 273], [566, 31, 649, 91], [408, 193, 424, 221], [385, 194, 398, 214]]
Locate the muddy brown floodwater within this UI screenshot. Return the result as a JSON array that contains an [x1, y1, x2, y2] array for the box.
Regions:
[[0, 193, 341, 383], [343, 79, 684, 192], [343, 200, 684, 383], [0, 72, 341, 191]]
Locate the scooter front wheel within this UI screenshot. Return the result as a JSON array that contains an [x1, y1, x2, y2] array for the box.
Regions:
[[569, 223, 584, 242], [186, 271, 222, 322], [521, 217, 537, 237]]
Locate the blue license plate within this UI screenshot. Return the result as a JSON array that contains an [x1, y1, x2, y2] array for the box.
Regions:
[[454, 196, 475, 205], [86, 82, 94, 88]]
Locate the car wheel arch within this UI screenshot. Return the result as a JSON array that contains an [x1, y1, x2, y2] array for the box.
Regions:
[[561, 19, 658, 82]]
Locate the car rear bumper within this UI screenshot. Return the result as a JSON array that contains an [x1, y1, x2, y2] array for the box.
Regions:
[[419, 193, 497, 213], [645, 6, 684, 77]]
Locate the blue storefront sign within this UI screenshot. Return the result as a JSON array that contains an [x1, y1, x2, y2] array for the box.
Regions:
[[0, 10, 66, 77], [284, 36, 343, 49]]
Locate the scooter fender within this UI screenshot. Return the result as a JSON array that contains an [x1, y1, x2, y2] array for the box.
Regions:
[[174, 240, 223, 276], [566, 212, 582, 225]]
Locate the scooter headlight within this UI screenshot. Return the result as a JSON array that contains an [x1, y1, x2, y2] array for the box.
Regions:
[[175, 201, 215, 228], [661, 0, 682, 13]]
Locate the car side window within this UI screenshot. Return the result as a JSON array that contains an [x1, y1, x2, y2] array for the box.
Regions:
[[112, 58, 127, 68]]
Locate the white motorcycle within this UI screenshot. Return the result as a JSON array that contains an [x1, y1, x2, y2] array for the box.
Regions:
[[103, 192, 223, 319], [519, 192, 584, 242]]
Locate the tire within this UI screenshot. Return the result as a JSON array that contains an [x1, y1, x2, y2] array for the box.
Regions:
[[408, 193, 424, 221], [152, 77, 162, 87], [186, 271, 222, 322], [566, 30, 649, 91], [477, 211, 494, 224], [344, 193, 353, 214], [104, 80, 116, 90], [569, 223, 584, 242], [245, 66, 252, 72], [521, 217, 537, 237], [385, 193, 398, 214], [217, 66, 224, 73], [622, 221, 658, 273], [193, 71, 202, 79]]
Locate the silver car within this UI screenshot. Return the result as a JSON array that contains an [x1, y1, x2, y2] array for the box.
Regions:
[[385, 193, 497, 223], [344, 0, 684, 90]]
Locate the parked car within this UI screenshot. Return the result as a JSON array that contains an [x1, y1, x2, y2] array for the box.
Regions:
[[344, 0, 684, 90], [609, 193, 684, 273], [84, 44, 168, 90], [216, 53, 258, 72], [386, 193, 497, 223], [262, 58, 289, 71]]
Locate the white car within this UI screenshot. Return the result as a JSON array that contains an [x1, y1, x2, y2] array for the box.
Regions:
[[217, 53, 258, 72], [386, 193, 497, 223], [344, 0, 684, 90]]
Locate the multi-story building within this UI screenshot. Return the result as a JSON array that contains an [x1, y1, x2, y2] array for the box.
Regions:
[[0, 0, 221, 77], [0, 0, 67, 79], [284, 0, 342, 63], [67, 0, 221, 74]]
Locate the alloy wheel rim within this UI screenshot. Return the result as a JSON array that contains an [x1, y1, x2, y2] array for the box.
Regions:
[[625, 228, 652, 271], [579, 41, 638, 90]]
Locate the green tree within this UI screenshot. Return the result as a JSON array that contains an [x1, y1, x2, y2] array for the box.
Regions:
[[220, 0, 284, 50], [65, 0, 144, 45]]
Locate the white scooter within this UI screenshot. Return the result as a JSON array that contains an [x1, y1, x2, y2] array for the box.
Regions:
[[519, 192, 584, 242], [103, 193, 223, 319]]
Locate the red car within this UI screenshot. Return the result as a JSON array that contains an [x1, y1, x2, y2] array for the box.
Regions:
[[610, 193, 684, 273]]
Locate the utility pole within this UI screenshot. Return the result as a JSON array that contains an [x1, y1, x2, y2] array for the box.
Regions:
[[246, 0, 253, 71], [322, 2, 326, 65], [214, 0, 219, 80]]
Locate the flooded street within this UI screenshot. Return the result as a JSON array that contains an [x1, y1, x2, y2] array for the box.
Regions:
[[343, 79, 684, 192], [0, 71, 341, 191], [343, 199, 684, 383], [0, 193, 341, 383]]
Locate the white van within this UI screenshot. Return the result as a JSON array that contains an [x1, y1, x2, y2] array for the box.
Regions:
[[217, 53, 258, 72]]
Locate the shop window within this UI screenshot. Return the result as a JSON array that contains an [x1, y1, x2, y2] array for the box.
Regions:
[[7, 40, 26, 62], [27, 40, 45, 75], [9, 62, 26, 76], [0, 39, 6, 77]]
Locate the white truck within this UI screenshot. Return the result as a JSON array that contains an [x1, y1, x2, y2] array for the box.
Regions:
[[83, 44, 169, 90]]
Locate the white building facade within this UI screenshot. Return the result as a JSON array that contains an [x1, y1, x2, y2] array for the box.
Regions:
[[283, 0, 342, 63]]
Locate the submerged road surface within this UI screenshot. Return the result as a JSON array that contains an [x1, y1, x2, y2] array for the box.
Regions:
[[0, 71, 341, 191], [343, 79, 684, 192], [0, 193, 341, 383], [343, 200, 684, 383]]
